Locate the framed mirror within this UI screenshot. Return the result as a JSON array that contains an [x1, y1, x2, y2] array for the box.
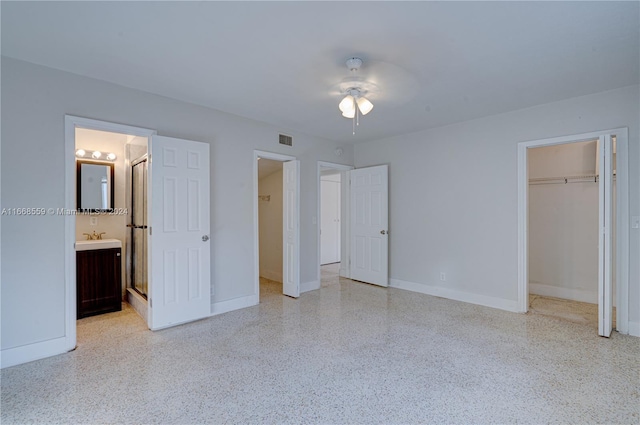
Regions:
[[77, 160, 115, 212]]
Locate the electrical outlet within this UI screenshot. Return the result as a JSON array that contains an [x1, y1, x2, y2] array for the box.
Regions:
[[90, 216, 98, 226], [440, 272, 446, 281]]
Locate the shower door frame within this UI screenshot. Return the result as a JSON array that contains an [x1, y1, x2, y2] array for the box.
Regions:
[[130, 155, 149, 298]]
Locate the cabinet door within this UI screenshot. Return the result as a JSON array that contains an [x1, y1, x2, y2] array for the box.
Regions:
[[77, 248, 122, 318]]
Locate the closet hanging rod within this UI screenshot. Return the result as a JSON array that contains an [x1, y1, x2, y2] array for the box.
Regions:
[[528, 174, 617, 185]]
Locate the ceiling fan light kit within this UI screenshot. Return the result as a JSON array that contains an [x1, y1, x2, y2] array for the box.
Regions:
[[338, 57, 374, 135]]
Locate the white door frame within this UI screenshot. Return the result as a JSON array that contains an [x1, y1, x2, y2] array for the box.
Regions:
[[317, 161, 353, 283], [253, 150, 299, 300], [517, 128, 629, 334], [64, 116, 156, 348]]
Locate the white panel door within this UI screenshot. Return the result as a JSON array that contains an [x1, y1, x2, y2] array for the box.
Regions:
[[149, 135, 210, 330], [282, 160, 300, 297], [598, 135, 613, 337], [349, 165, 388, 287], [321, 179, 341, 265]]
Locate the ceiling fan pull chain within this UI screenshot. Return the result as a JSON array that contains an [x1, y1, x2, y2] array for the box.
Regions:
[[352, 112, 356, 135]]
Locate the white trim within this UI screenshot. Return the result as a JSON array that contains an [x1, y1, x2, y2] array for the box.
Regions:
[[629, 322, 640, 338], [1, 337, 72, 369], [211, 294, 258, 316], [517, 128, 630, 334], [390, 279, 520, 313], [253, 150, 298, 302], [529, 283, 598, 305], [301, 280, 320, 293], [614, 131, 630, 334], [63, 115, 156, 366], [316, 161, 354, 284]]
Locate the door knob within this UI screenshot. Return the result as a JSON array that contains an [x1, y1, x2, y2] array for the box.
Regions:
[[202, 235, 209, 242], [380, 230, 387, 235]]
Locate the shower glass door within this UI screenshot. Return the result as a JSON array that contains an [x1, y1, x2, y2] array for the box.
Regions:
[[131, 158, 148, 297]]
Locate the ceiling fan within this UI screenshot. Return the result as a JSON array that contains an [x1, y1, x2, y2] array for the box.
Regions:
[[337, 57, 375, 135], [333, 56, 419, 135]]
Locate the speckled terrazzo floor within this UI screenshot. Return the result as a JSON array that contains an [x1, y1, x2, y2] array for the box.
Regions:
[[2, 276, 639, 424]]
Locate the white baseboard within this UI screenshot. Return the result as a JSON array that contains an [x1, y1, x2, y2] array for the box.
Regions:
[[211, 294, 258, 316], [259, 270, 282, 283], [629, 321, 640, 337], [389, 278, 520, 313], [529, 283, 598, 305], [339, 267, 349, 278], [1, 336, 74, 369], [301, 280, 320, 293]]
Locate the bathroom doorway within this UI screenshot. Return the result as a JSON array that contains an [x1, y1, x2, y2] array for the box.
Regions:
[[66, 116, 156, 350]]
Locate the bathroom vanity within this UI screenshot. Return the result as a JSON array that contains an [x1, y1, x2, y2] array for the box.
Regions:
[[76, 239, 122, 319]]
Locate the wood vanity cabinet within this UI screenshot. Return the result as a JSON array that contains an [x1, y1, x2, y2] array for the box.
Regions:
[[76, 248, 122, 319]]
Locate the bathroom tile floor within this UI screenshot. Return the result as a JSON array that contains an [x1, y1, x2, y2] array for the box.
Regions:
[[2, 274, 639, 424]]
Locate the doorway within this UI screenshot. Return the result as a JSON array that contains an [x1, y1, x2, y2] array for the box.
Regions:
[[317, 162, 353, 286], [517, 128, 629, 337], [257, 158, 284, 298], [527, 139, 615, 328], [253, 150, 300, 300], [65, 116, 156, 349]]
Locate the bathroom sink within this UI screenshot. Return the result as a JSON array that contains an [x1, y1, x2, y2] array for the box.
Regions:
[[75, 238, 122, 251]]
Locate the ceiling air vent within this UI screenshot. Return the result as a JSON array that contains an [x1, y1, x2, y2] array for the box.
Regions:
[[279, 134, 293, 147]]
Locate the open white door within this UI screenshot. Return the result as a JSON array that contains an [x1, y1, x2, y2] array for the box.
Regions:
[[282, 160, 300, 297], [349, 165, 388, 287], [598, 135, 613, 337], [148, 135, 211, 330]]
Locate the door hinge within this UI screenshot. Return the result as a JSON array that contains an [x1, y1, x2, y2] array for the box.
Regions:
[[149, 227, 152, 236], [149, 298, 152, 308]]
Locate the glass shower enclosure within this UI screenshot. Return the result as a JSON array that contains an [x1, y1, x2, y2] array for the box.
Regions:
[[130, 157, 148, 297]]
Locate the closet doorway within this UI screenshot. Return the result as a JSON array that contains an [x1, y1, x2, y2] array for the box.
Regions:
[[527, 140, 613, 329], [517, 128, 629, 337], [253, 150, 300, 300]]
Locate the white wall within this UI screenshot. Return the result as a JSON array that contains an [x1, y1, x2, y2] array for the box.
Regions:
[[528, 141, 599, 303], [258, 166, 283, 282], [0, 57, 354, 356], [354, 85, 639, 332]]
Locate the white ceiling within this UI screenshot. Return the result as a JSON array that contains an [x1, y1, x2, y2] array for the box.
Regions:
[[2, 1, 638, 143]]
